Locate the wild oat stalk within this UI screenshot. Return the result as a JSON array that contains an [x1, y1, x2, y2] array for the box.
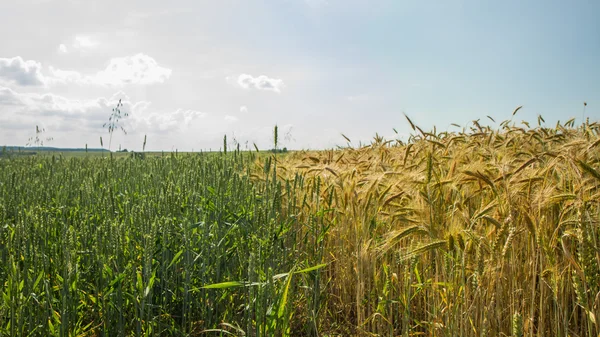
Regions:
[[103, 99, 128, 152]]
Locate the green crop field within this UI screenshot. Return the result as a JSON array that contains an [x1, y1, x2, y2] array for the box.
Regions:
[[1, 119, 599, 336]]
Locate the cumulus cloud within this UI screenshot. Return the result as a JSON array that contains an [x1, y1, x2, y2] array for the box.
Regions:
[[47, 68, 84, 84], [57, 35, 98, 54], [0, 56, 46, 86], [224, 115, 238, 122], [240, 105, 248, 113], [138, 109, 207, 133], [92, 53, 171, 85], [0, 86, 146, 131], [237, 74, 284, 93], [0, 86, 202, 135], [0, 54, 171, 87], [0, 86, 24, 105], [73, 35, 99, 50], [49, 53, 172, 86]]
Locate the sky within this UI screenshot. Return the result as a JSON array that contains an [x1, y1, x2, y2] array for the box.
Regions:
[[0, 0, 598, 151]]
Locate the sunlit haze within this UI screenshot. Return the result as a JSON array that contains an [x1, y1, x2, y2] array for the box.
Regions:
[[0, 0, 598, 151]]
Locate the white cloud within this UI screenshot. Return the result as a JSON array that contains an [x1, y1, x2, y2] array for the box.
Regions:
[[0, 86, 203, 135], [138, 109, 207, 133], [0, 86, 24, 105], [47, 67, 84, 84], [240, 105, 248, 113], [57, 35, 99, 54], [49, 53, 172, 86], [224, 115, 238, 122], [94, 54, 171, 85], [0, 86, 145, 130], [237, 74, 284, 93], [0, 54, 171, 88], [0, 56, 46, 86], [73, 35, 98, 50]]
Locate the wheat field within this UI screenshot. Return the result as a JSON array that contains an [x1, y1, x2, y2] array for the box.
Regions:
[[270, 117, 600, 336], [1, 117, 599, 336]]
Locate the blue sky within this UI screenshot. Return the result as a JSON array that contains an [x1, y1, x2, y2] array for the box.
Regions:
[[0, 0, 598, 150]]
